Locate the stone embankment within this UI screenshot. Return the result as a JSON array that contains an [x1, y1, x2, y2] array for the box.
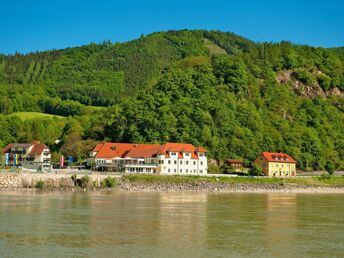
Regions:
[[1, 172, 344, 193]]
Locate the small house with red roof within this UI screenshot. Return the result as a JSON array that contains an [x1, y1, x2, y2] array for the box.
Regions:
[[88, 142, 208, 175], [226, 159, 244, 169], [1, 141, 51, 167], [253, 152, 297, 177]]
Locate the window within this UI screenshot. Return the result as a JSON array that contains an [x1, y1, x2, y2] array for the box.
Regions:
[[193, 161, 196, 165], [168, 169, 170, 173], [180, 160, 183, 165], [185, 153, 190, 156], [168, 160, 171, 164], [276, 164, 278, 167], [174, 160, 177, 165], [186, 169, 188, 173], [180, 169, 182, 173], [186, 161, 189, 165], [200, 170, 203, 173], [200, 161, 203, 165], [174, 169, 176, 173]]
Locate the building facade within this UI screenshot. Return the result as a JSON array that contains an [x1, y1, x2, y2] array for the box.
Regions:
[[88, 142, 208, 175], [253, 152, 297, 177], [1, 141, 51, 168]]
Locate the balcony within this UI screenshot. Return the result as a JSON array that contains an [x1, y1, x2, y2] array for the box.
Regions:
[[124, 163, 158, 168]]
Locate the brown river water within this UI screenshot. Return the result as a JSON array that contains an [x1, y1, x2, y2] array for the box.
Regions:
[[0, 192, 343, 257]]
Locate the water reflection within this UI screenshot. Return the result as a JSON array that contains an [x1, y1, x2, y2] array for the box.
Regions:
[[0, 192, 343, 257]]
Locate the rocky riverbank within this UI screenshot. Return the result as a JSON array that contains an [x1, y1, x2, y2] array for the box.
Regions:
[[1, 172, 344, 193]]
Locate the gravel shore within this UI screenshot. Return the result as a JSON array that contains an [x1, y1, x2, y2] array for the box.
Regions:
[[2, 181, 344, 193]]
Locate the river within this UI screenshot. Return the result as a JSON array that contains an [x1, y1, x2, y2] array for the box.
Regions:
[[0, 192, 343, 257]]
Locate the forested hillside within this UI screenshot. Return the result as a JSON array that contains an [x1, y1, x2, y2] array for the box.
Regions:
[[0, 30, 343, 170]]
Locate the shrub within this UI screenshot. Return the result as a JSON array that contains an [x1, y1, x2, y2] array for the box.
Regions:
[[93, 180, 99, 188], [319, 173, 331, 180], [325, 161, 335, 176], [80, 175, 90, 188], [317, 74, 332, 91], [249, 164, 262, 176], [292, 68, 316, 85], [101, 177, 117, 188], [71, 174, 77, 182], [35, 180, 45, 190]]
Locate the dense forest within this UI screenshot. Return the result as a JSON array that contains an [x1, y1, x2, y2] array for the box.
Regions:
[[0, 30, 343, 171]]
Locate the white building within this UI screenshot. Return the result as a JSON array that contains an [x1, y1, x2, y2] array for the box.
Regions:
[[1, 141, 51, 167], [88, 142, 208, 175]]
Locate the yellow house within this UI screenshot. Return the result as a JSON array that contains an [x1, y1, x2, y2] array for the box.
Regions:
[[253, 152, 297, 177]]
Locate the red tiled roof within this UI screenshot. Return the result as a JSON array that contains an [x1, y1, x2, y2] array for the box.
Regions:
[[92, 142, 207, 159], [226, 159, 244, 164], [2, 142, 49, 155], [261, 152, 296, 163], [28, 143, 48, 155], [1, 144, 14, 154], [93, 144, 103, 152], [94, 143, 160, 159], [125, 146, 161, 158], [158, 143, 207, 159]]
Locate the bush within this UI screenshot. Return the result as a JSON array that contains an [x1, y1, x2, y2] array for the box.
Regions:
[[325, 161, 335, 176], [249, 164, 262, 176], [317, 74, 332, 91], [80, 175, 90, 188], [71, 174, 78, 186], [292, 69, 316, 85], [35, 180, 45, 190], [101, 177, 117, 188], [319, 173, 331, 180]]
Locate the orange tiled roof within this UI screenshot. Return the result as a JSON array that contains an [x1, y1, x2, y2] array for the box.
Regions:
[[125, 145, 161, 158], [94, 143, 160, 159], [28, 143, 48, 155], [2, 142, 49, 155], [226, 159, 244, 164], [261, 152, 296, 163], [92, 142, 207, 159]]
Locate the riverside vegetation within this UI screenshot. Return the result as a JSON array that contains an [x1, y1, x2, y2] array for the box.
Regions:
[[0, 30, 343, 171]]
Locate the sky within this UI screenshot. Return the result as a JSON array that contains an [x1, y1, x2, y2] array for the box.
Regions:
[[0, 0, 343, 54]]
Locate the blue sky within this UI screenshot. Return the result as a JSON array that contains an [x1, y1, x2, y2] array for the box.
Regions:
[[0, 0, 343, 54]]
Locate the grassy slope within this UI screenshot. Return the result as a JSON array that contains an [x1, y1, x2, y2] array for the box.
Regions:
[[8, 112, 65, 120], [123, 174, 344, 187]]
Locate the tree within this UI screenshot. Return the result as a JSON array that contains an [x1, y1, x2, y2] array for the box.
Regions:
[[249, 164, 262, 176], [324, 160, 335, 176]]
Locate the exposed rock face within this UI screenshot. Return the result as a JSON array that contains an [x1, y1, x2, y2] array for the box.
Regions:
[[276, 70, 343, 98], [328, 87, 344, 98]]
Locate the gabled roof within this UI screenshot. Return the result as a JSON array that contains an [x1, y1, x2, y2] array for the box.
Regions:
[[125, 146, 161, 158], [226, 159, 244, 164], [93, 143, 103, 152], [2, 141, 49, 155], [92, 142, 207, 159], [260, 152, 296, 163], [159, 143, 196, 153], [28, 143, 48, 155], [93, 143, 161, 159]]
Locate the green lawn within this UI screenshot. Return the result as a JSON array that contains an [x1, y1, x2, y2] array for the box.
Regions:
[[122, 174, 344, 187], [8, 112, 65, 120]]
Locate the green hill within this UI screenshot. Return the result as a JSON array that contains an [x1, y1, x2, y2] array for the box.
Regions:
[[0, 30, 343, 170]]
